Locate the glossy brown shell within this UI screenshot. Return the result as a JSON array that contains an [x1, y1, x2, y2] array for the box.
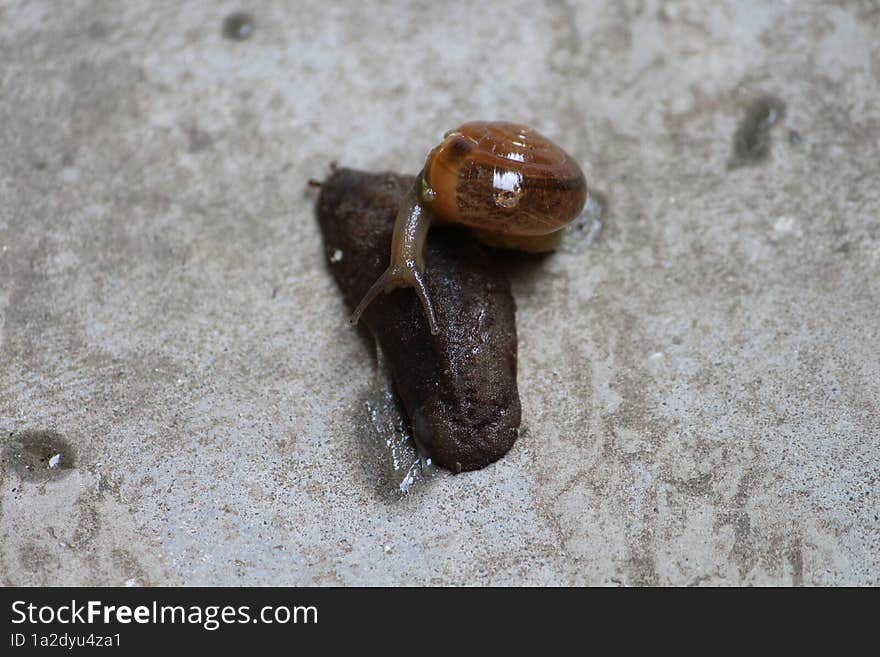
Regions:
[[422, 121, 588, 236]]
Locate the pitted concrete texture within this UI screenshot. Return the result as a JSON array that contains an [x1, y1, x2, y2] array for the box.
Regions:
[[1, 0, 878, 585]]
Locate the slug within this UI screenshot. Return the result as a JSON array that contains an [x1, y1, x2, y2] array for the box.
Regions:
[[316, 168, 521, 472], [351, 121, 588, 334]]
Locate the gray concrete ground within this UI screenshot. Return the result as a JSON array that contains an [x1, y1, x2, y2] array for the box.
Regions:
[[1, 0, 878, 586]]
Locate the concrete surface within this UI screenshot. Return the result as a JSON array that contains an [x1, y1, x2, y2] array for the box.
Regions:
[[1, 0, 878, 586]]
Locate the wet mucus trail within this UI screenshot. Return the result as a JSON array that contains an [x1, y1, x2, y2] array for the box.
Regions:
[[357, 346, 438, 496], [560, 189, 606, 254], [316, 168, 521, 472]]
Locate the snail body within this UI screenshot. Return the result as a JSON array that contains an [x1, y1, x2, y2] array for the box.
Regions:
[[351, 121, 588, 334]]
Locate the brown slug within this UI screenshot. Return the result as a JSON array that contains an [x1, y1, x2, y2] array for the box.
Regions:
[[350, 121, 588, 334], [317, 168, 521, 472]]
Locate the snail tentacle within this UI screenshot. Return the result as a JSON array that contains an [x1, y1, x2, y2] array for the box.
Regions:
[[408, 266, 439, 335], [351, 175, 439, 334], [349, 263, 439, 335], [350, 266, 396, 328]]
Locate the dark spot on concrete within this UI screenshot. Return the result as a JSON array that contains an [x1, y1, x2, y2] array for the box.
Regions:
[[788, 129, 803, 147], [18, 542, 55, 574], [729, 95, 786, 169], [186, 125, 213, 153], [222, 12, 255, 41], [671, 472, 714, 496], [625, 547, 659, 586], [269, 93, 285, 111], [786, 538, 804, 586], [715, 471, 759, 578], [61, 152, 75, 167], [1, 430, 76, 482], [73, 495, 101, 549], [33, 160, 47, 170], [87, 21, 109, 40]]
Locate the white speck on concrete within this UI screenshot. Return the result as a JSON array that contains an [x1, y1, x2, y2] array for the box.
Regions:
[[773, 216, 799, 234]]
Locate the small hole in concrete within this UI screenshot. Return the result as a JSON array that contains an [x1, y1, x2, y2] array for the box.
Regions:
[[1, 430, 77, 482], [223, 12, 255, 41]]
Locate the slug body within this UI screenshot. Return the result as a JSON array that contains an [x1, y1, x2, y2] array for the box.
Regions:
[[317, 169, 522, 472], [351, 121, 588, 334]]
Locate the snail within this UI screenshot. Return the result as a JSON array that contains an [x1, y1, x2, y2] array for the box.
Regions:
[[351, 121, 588, 335]]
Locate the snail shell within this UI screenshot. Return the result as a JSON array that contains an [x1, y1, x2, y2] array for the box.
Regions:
[[423, 121, 588, 237], [350, 121, 588, 335]]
